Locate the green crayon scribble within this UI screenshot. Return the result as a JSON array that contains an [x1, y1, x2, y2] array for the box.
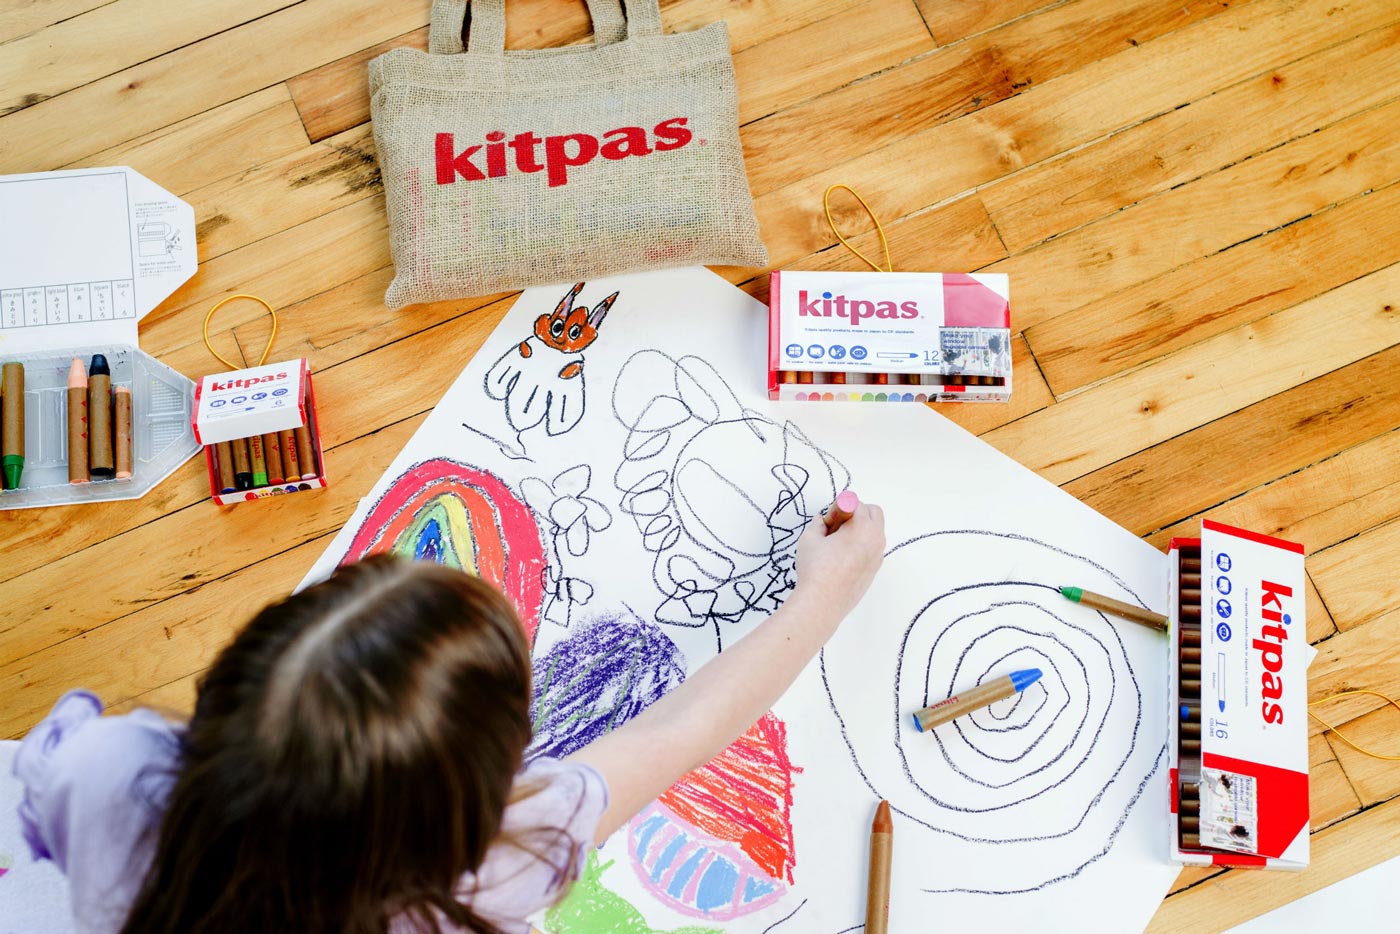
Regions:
[[543, 852, 721, 934]]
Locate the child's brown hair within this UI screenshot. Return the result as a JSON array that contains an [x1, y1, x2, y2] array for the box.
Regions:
[[121, 555, 534, 934]]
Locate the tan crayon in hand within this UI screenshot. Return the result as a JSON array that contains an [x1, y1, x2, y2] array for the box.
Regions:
[[822, 490, 860, 533], [913, 669, 1043, 732], [865, 800, 893, 934]]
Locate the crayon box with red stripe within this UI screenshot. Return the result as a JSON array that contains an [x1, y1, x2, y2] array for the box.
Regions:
[[767, 271, 1011, 402], [1168, 519, 1309, 870], [192, 358, 327, 505]]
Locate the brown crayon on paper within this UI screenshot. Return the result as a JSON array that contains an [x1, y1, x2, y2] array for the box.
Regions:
[[294, 424, 316, 478], [865, 800, 892, 934], [280, 429, 301, 480], [263, 433, 284, 485], [114, 387, 133, 479], [67, 358, 88, 484], [89, 366, 114, 480]]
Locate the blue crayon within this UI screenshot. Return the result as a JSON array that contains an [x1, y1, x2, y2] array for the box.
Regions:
[[912, 668, 1043, 732]]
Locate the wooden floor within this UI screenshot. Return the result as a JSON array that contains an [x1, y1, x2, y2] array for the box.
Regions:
[[2, 0, 1399, 929]]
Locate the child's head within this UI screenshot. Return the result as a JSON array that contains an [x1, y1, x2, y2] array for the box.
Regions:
[[123, 555, 534, 934]]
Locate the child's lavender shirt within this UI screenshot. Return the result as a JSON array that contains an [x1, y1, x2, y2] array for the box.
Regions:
[[13, 690, 608, 934]]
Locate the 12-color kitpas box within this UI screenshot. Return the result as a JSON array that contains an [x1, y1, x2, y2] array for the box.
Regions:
[[192, 359, 326, 505], [1169, 519, 1309, 870], [768, 271, 1011, 402]]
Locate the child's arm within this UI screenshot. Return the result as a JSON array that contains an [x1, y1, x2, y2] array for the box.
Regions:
[[566, 502, 886, 843]]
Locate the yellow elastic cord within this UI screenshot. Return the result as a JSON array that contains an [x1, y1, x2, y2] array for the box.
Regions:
[[1309, 689, 1400, 761], [203, 294, 278, 370], [823, 184, 893, 273]]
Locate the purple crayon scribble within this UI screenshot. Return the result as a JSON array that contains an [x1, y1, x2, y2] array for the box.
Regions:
[[530, 609, 688, 760]]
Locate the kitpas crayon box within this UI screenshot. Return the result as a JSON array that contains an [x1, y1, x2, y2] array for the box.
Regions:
[[768, 271, 1011, 402], [192, 358, 327, 505], [1168, 519, 1309, 870]]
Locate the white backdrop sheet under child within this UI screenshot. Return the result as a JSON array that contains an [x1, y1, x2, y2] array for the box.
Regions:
[[305, 267, 1179, 933], [0, 741, 78, 934]]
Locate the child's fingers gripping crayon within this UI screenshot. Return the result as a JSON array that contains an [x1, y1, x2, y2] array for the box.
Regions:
[[822, 490, 860, 533]]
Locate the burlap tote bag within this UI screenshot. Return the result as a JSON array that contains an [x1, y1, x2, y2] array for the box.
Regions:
[[369, 0, 768, 309]]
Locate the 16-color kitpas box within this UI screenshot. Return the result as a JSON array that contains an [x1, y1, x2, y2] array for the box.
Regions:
[[192, 358, 326, 505], [1169, 519, 1309, 870], [768, 270, 1011, 402]]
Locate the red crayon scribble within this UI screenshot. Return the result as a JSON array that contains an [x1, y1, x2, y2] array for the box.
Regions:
[[346, 458, 547, 643], [659, 711, 799, 883]]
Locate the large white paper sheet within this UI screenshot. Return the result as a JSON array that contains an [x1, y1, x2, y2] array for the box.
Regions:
[[306, 266, 1178, 933]]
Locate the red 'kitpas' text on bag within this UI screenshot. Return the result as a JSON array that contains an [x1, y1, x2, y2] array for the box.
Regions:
[[369, 0, 768, 309]]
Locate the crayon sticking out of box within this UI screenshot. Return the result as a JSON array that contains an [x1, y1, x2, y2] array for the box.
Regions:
[[768, 271, 1011, 403], [192, 358, 327, 505], [1168, 520, 1309, 871]]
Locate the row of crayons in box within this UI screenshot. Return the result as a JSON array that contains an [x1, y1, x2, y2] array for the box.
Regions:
[[1176, 545, 1208, 851], [777, 372, 1007, 386], [1, 356, 134, 490], [210, 430, 317, 494]]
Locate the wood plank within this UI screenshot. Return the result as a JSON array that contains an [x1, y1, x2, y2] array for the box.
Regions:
[[0, 0, 110, 45], [1306, 574, 1338, 646], [1310, 731, 1363, 830], [1310, 517, 1400, 631], [138, 196, 390, 360], [744, 0, 1232, 197], [289, 0, 872, 143], [983, 263, 1400, 485], [983, 20, 1400, 252], [733, 0, 933, 125], [0, 0, 433, 173], [750, 0, 1397, 271], [1145, 429, 1400, 555], [1168, 866, 1227, 896], [1147, 792, 1400, 931], [1307, 607, 1400, 737], [915, 0, 1062, 44], [1027, 179, 1400, 396], [1062, 345, 1400, 547], [0, 0, 300, 116], [1325, 697, 1400, 806], [67, 86, 308, 195], [935, 335, 1054, 437], [186, 123, 380, 262], [989, 94, 1400, 334]]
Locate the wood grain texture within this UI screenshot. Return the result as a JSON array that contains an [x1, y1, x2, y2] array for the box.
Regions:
[[1, 0, 1398, 928]]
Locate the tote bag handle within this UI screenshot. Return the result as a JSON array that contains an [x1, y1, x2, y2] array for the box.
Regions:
[[428, 0, 663, 55]]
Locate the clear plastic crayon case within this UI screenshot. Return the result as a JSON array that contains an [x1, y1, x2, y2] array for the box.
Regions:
[[0, 344, 199, 509]]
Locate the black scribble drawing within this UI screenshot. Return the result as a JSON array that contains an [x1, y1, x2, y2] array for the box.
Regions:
[[482, 282, 619, 456], [521, 463, 613, 629], [611, 349, 849, 650], [821, 529, 1167, 896]]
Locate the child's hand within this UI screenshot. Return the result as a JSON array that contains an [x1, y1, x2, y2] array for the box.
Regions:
[[793, 500, 886, 624]]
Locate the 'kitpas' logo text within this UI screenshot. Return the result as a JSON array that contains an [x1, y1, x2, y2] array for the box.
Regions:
[[1254, 579, 1294, 725], [797, 290, 918, 326], [209, 373, 287, 392], [434, 118, 693, 189]]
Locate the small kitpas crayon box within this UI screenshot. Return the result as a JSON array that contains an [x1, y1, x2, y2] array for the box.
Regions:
[[1168, 519, 1309, 870], [767, 270, 1011, 402], [192, 358, 327, 505]]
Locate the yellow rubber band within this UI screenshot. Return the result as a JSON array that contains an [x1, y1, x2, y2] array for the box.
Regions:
[[823, 184, 893, 273], [1309, 689, 1400, 761], [203, 294, 278, 370]]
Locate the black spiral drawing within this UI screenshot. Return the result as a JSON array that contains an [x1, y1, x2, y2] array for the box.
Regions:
[[821, 530, 1166, 895], [611, 349, 849, 651]]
